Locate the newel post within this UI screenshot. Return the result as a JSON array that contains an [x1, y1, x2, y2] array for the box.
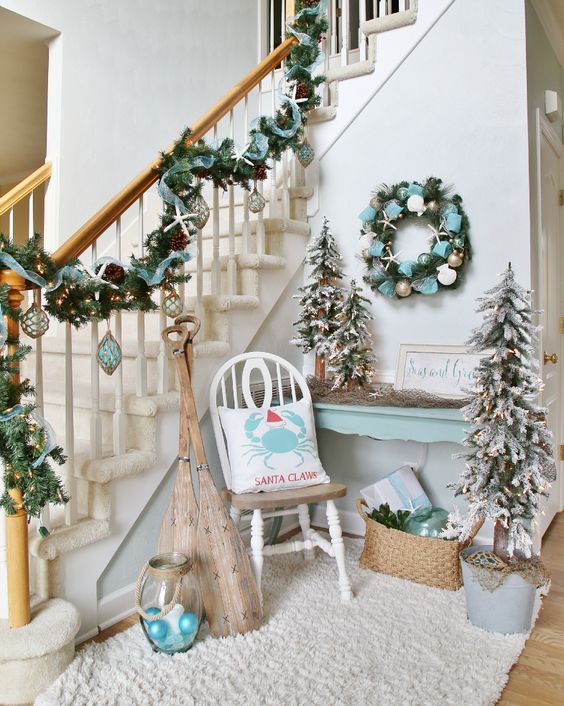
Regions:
[[2, 270, 31, 628]]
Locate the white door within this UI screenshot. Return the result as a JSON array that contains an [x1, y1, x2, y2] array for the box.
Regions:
[[537, 111, 563, 536]]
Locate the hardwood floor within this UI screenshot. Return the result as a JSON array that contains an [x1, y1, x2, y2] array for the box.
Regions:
[[89, 517, 564, 704]]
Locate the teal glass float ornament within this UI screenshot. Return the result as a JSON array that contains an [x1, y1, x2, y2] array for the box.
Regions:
[[21, 302, 50, 339], [96, 329, 122, 376], [397, 186, 409, 200], [417, 252, 432, 266], [404, 507, 449, 538], [136, 552, 202, 655], [296, 139, 315, 168]]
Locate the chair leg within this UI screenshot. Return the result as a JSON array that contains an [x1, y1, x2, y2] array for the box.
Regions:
[[230, 505, 241, 529], [297, 504, 315, 559], [250, 509, 265, 601], [326, 500, 353, 602]]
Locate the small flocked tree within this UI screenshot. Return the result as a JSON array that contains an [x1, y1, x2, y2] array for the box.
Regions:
[[447, 265, 556, 560], [292, 217, 345, 379], [328, 279, 375, 390]]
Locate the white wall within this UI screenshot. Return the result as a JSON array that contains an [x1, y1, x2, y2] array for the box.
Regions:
[[1, 0, 258, 248], [259, 0, 532, 525]]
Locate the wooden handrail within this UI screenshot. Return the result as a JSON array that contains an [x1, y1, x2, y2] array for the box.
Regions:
[[53, 37, 297, 267], [0, 162, 52, 217]]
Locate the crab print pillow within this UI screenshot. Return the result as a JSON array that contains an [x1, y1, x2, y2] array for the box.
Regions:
[[217, 398, 330, 494]]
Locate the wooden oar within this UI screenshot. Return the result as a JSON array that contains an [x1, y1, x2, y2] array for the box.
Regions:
[[157, 316, 200, 564], [162, 324, 263, 637]]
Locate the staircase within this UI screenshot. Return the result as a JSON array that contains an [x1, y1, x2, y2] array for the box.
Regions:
[[0, 0, 434, 679]]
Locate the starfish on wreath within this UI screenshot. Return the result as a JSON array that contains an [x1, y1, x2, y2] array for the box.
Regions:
[[426, 220, 449, 244], [381, 250, 403, 270], [377, 215, 398, 233]]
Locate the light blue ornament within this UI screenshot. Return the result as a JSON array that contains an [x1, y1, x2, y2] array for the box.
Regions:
[[445, 212, 462, 233], [398, 260, 417, 277], [384, 201, 403, 219], [147, 619, 168, 641], [432, 241, 453, 259], [404, 507, 449, 538], [97, 330, 122, 376], [179, 611, 198, 636], [407, 183, 423, 197], [397, 186, 409, 200], [368, 242, 385, 257], [377, 280, 397, 297], [453, 235, 465, 249], [440, 203, 458, 217], [145, 606, 161, 617], [358, 206, 377, 223], [417, 253, 432, 266]]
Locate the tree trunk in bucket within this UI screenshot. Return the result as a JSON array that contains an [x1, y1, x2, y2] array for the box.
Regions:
[[493, 520, 510, 562], [314, 354, 325, 381]]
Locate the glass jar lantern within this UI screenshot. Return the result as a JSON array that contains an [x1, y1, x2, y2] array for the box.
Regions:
[[136, 552, 202, 654]]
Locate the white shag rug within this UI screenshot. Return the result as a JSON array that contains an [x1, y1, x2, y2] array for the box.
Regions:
[[36, 538, 537, 706]]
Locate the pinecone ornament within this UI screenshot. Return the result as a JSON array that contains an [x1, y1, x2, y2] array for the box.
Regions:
[[295, 83, 309, 101], [104, 263, 125, 284], [170, 228, 189, 252], [255, 163, 268, 181]]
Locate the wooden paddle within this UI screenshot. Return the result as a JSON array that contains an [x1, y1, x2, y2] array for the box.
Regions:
[[162, 323, 263, 637], [157, 315, 200, 564]]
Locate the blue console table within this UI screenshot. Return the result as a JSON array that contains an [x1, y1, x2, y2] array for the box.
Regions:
[[313, 402, 466, 444]]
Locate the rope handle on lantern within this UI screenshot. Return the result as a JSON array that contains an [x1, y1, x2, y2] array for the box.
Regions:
[[134, 560, 185, 621]]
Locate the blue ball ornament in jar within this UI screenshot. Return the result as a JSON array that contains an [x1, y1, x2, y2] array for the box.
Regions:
[[136, 552, 202, 654]]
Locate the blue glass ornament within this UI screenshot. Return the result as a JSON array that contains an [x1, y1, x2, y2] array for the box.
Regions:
[[445, 212, 462, 233], [179, 611, 198, 635], [146, 619, 168, 641], [397, 186, 409, 200], [368, 242, 385, 257], [407, 183, 424, 197], [417, 253, 432, 266], [97, 329, 122, 376], [145, 606, 161, 617], [21, 303, 50, 339], [432, 241, 453, 259], [358, 206, 377, 223], [453, 236, 466, 249], [404, 507, 449, 538], [296, 140, 315, 168]]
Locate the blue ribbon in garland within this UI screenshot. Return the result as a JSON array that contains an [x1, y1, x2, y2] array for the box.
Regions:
[[158, 155, 216, 212], [0, 252, 84, 292], [134, 250, 193, 287], [0, 405, 57, 467], [286, 0, 327, 46]]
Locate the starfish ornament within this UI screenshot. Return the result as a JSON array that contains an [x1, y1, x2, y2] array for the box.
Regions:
[[381, 250, 403, 270], [80, 261, 120, 301], [163, 205, 197, 236], [377, 216, 398, 233], [427, 220, 450, 244], [232, 143, 254, 172]]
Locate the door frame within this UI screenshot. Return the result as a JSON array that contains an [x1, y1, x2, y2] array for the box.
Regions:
[[535, 108, 564, 512]]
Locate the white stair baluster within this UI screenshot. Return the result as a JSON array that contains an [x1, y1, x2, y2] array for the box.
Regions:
[[242, 95, 251, 255], [64, 321, 77, 526], [195, 224, 205, 332], [281, 58, 290, 219], [340, 0, 349, 66], [136, 195, 147, 397], [33, 289, 44, 417], [113, 217, 125, 456], [157, 291, 169, 394], [0, 464, 8, 619], [257, 79, 266, 256], [211, 125, 221, 297], [358, 0, 367, 61], [28, 191, 34, 239], [8, 208, 14, 242], [90, 243, 102, 459], [269, 67, 278, 220], [227, 109, 237, 295], [331, 0, 338, 55]]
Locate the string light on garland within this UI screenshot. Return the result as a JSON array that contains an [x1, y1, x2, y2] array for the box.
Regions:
[[359, 177, 471, 299]]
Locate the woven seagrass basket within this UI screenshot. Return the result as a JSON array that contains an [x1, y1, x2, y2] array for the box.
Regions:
[[356, 498, 483, 591]]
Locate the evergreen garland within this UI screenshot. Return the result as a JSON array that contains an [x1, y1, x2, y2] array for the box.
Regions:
[[445, 266, 556, 558]]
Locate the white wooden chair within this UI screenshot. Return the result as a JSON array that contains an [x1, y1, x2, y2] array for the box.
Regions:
[[210, 352, 353, 602]]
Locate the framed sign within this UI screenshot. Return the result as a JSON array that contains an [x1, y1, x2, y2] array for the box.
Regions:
[[395, 344, 490, 399]]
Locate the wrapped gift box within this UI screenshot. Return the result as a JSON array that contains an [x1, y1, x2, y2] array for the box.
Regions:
[[361, 465, 431, 513]]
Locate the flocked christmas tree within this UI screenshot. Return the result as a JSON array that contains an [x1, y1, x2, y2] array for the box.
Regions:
[[446, 265, 556, 560], [328, 279, 375, 389], [292, 217, 345, 379]]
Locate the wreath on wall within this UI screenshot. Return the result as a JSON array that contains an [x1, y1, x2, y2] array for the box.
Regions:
[[359, 177, 471, 298]]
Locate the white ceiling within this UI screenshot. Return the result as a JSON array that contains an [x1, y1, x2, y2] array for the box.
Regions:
[[0, 8, 58, 186]]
